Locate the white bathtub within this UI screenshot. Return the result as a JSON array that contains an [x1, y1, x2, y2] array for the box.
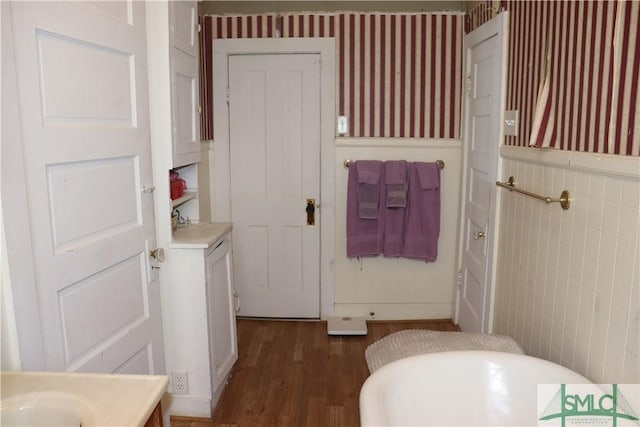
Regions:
[[359, 351, 591, 426]]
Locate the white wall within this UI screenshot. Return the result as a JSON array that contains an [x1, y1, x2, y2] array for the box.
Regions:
[[493, 146, 640, 383], [333, 138, 461, 320]]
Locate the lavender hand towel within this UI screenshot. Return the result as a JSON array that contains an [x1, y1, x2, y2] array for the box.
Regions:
[[384, 160, 408, 208], [347, 161, 385, 257], [402, 162, 441, 261], [383, 161, 408, 257], [356, 161, 382, 219]]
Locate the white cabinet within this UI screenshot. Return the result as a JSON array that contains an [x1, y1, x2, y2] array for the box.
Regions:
[[146, 0, 200, 170], [146, 2, 237, 418], [160, 225, 238, 417], [171, 47, 200, 167], [170, 1, 198, 57], [205, 236, 238, 393]]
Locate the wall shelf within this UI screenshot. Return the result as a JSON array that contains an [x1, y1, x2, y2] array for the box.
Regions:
[[171, 191, 197, 209]]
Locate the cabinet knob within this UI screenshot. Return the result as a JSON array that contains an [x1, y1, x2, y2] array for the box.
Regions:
[[150, 248, 166, 263]]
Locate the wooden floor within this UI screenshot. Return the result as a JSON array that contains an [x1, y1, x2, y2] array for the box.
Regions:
[[171, 318, 457, 427]]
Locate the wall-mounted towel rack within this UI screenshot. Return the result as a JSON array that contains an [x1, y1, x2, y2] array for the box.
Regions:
[[496, 176, 571, 210], [343, 159, 445, 169]]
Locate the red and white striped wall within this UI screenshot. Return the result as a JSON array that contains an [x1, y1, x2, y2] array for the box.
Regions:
[[500, 0, 640, 156], [200, 13, 464, 141]]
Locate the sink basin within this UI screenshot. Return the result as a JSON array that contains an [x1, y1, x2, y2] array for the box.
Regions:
[[1, 391, 93, 427], [360, 351, 592, 426], [1, 371, 168, 427]]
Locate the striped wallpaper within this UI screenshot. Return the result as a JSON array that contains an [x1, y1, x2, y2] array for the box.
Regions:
[[491, 0, 640, 156], [199, 13, 464, 140]]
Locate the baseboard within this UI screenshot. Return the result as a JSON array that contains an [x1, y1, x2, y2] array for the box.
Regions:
[[166, 394, 212, 418]]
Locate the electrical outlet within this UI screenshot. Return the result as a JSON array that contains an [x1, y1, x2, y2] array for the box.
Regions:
[[172, 370, 189, 394]]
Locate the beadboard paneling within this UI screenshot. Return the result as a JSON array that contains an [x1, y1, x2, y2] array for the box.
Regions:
[[493, 150, 640, 383]]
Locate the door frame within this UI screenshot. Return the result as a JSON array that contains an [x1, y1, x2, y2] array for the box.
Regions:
[[454, 12, 509, 333], [212, 38, 336, 319], [2, 1, 46, 369]]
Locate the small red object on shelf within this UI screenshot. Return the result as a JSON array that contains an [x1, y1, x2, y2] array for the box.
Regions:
[[169, 171, 187, 200]]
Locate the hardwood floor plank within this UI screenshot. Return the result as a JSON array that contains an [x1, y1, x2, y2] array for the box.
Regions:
[[171, 318, 457, 427]]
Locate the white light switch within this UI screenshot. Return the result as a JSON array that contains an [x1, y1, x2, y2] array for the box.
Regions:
[[504, 110, 519, 136], [337, 116, 348, 135]]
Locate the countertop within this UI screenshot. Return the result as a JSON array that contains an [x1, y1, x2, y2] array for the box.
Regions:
[[171, 222, 233, 249], [0, 371, 168, 427]]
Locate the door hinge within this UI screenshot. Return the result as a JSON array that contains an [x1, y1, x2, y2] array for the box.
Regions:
[[197, 105, 202, 114], [457, 269, 463, 290], [226, 87, 230, 104], [141, 185, 156, 193], [197, 23, 202, 33], [465, 75, 472, 98]]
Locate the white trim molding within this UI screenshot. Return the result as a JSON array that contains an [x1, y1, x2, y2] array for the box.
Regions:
[[500, 145, 640, 180]]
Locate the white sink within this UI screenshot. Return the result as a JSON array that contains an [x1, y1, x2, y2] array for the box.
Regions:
[[1, 391, 93, 427], [360, 351, 592, 426], [1, 371, 168, 427]]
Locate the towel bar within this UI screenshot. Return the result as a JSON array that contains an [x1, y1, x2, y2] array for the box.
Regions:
[[496, 176, 571, 210], [343, 159, 445, 169]]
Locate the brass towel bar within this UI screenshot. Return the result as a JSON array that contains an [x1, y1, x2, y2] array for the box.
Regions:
[[343, 159, 445, 169], [496, 176, 571, 210]]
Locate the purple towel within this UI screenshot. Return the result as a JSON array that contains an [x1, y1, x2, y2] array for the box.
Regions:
[[402, 162, 441, 261], [383, 161, 408, 257], [356, 161, 382, 219], [385, 160, 408, 208], [347, 161, 385, 257]]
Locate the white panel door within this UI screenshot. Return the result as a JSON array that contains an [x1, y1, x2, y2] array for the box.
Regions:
[[8, 1, 164, 373], [171, 45, 200, 167], [457, 14, 507, 333], [228, 54, 321, 318]]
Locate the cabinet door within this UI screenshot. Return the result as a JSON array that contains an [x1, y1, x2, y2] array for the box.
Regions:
[[171, 47, 200, 167], [170, 1, 197, 58], [205, 237, 238, 393]]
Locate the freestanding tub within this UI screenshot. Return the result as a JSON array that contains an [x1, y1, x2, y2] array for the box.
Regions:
[[360, 351, 592, 426]]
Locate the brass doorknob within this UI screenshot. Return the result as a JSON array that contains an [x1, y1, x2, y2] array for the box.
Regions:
[[150, 248, 165, 262], [473, 230, 486, 240]]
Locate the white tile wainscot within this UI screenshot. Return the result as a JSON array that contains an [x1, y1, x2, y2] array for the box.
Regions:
[[160, 222, 238, 417], [492, 146, 640, 384]]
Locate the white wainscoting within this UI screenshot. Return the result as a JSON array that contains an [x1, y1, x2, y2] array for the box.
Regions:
[[493, 146, 640, 383], [333, 138, 462, 320]]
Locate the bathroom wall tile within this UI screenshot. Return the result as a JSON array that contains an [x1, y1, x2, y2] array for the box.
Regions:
[[611, 239, 635, 310], [494, 159, 640, 383], [586, 196, 605, 231], [600, 202, 620, 237], [618, 205, 640, 244], [589, 174, 605, 198], [620, 179, 640, 208], [603, 306, 629, 382], [539, 337, 551, 360], [603, 176, 622, 204], [561, 333, 576, 368], [572, 192, 588, 225], [549, 348, 562, 365], [550, 322, 564, 358], [623, 286, 639, 381]]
